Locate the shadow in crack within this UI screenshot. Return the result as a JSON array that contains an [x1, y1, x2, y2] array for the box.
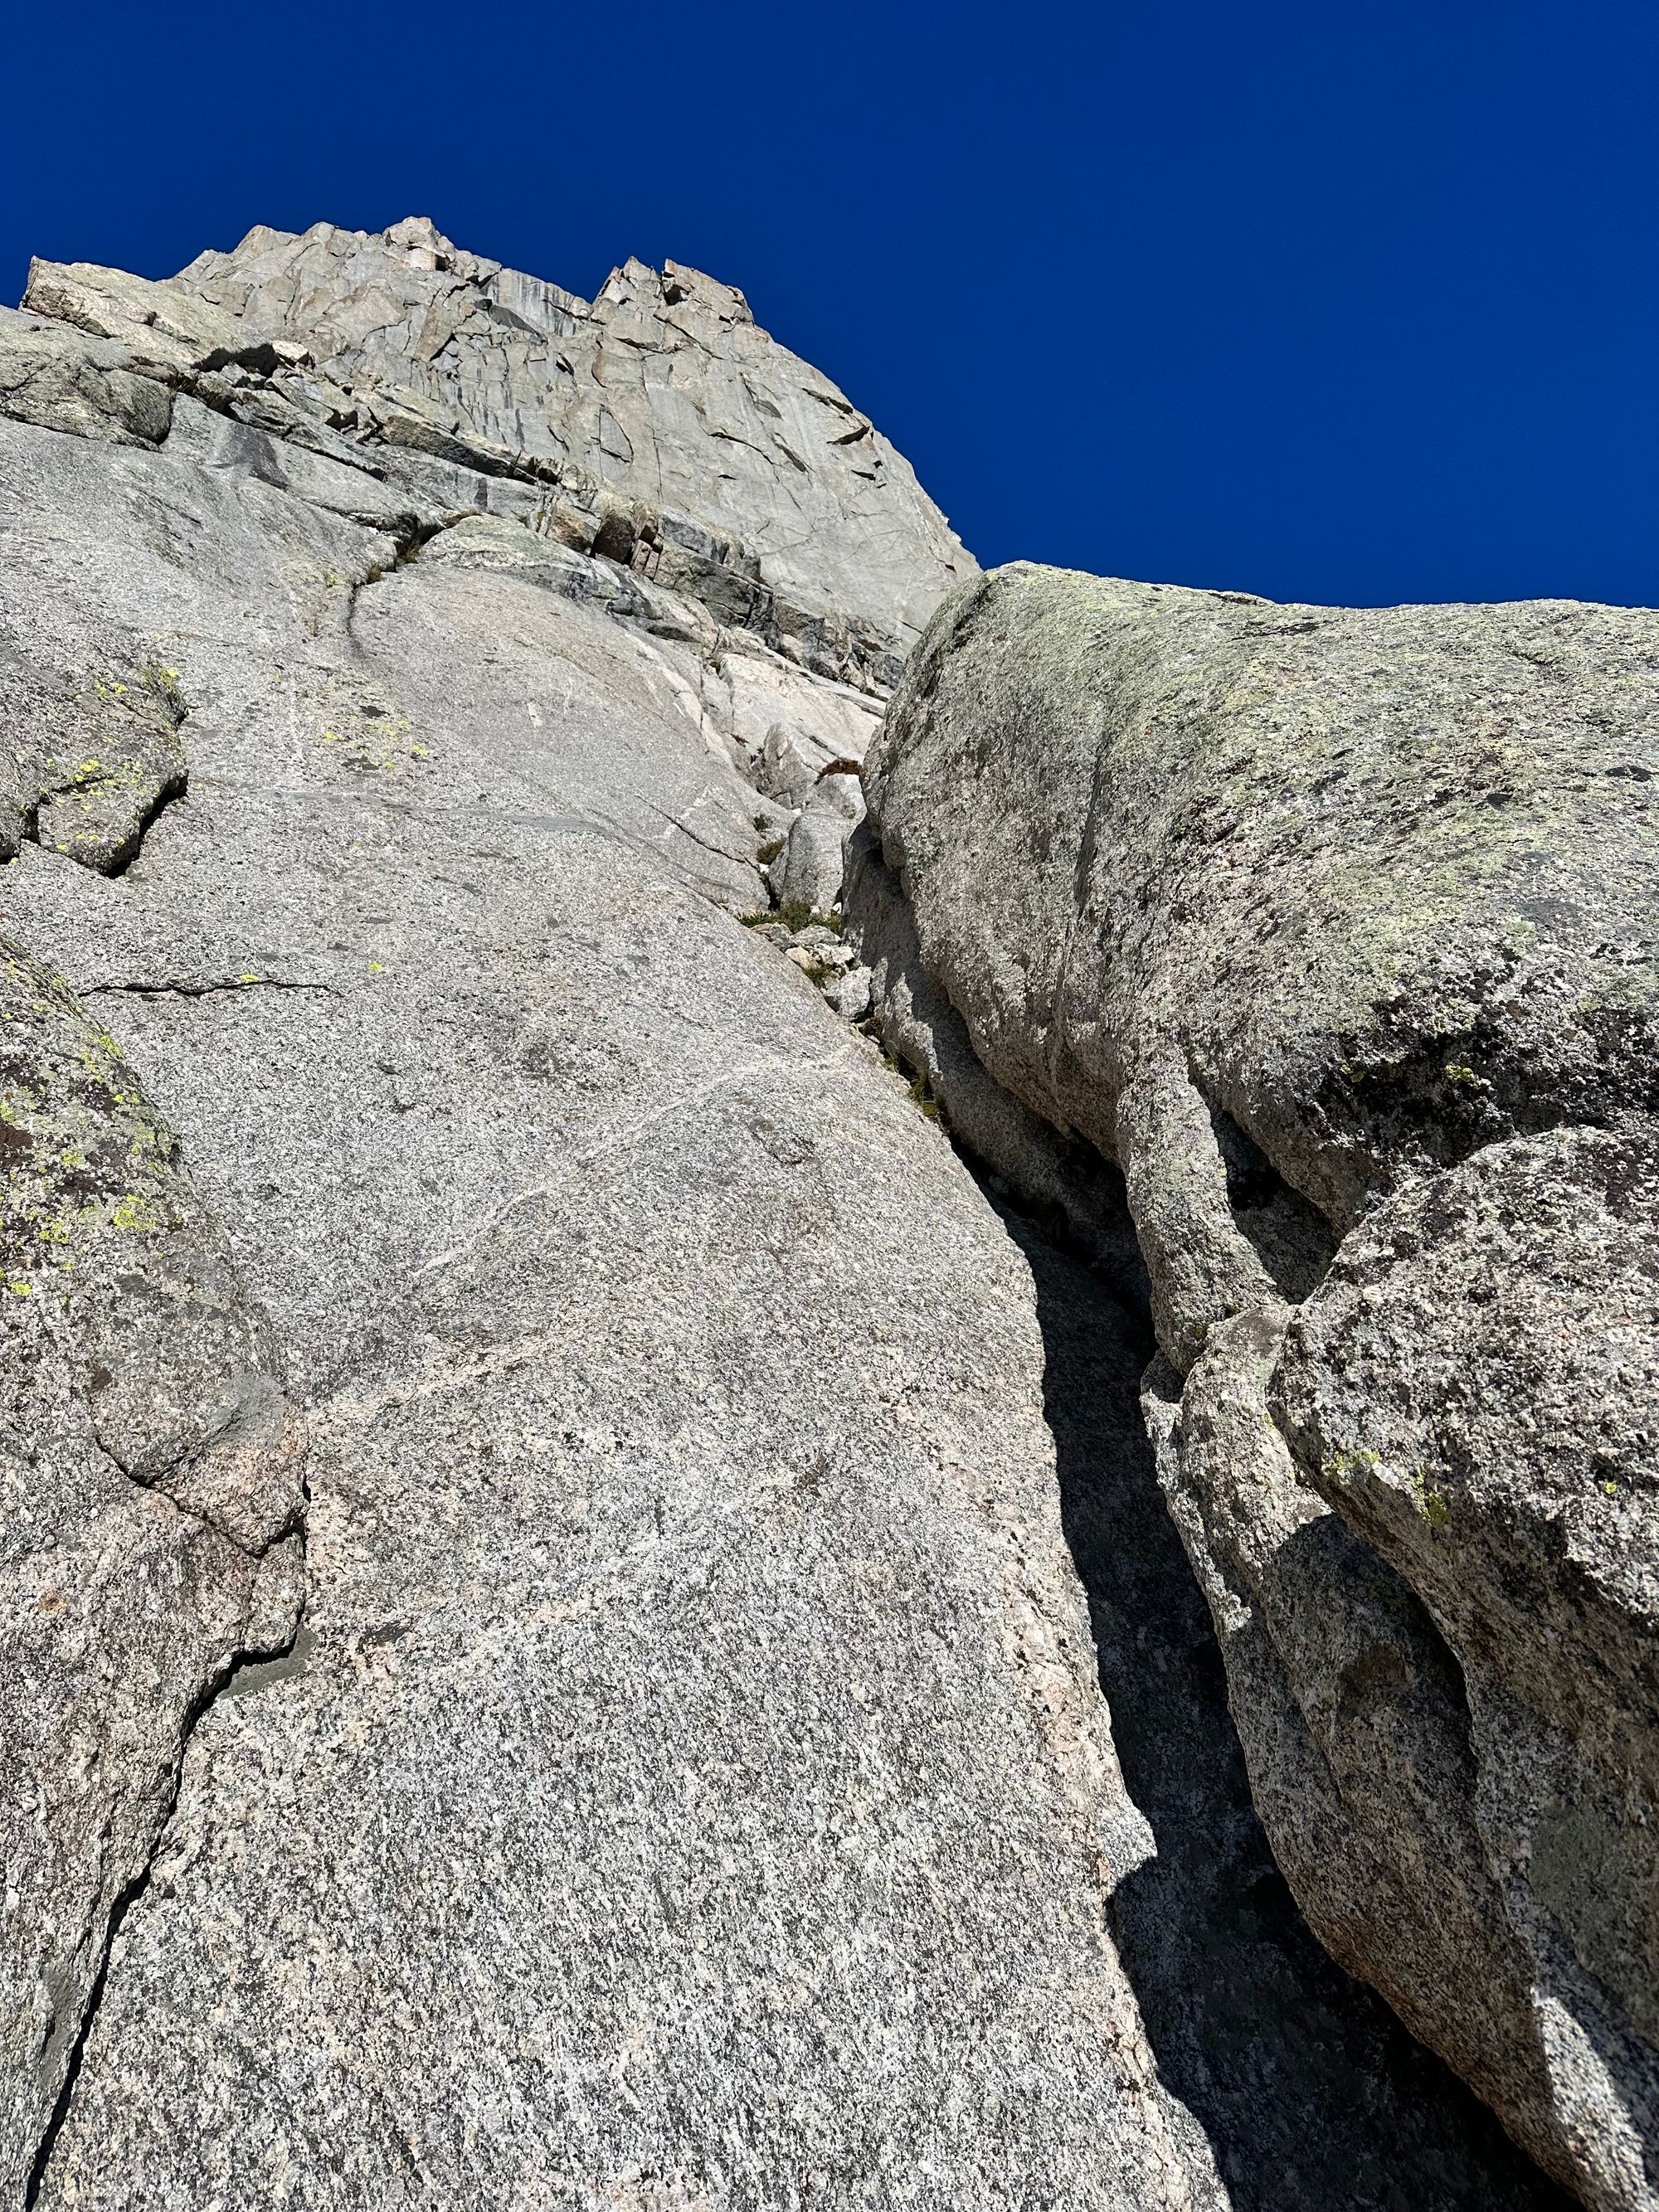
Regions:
[[996, 1201, 1571, 2212]]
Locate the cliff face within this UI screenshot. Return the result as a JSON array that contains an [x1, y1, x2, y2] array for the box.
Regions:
[[0, 218, 1589, 2210]]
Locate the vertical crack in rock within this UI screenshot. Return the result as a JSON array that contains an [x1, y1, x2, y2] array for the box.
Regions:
[[992, 1192, 1570, 2212], [1, 933, 308, 2206], [1199, 1096, 1336, 1305], [23, 1569, 309, 2210], [757, 824, 1569, 2203]]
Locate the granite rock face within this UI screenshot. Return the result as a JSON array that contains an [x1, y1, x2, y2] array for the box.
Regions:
[[0, 284, 1176, 2210], [0, 222, 1579, 2210], [861, 562, 1659, 2206]]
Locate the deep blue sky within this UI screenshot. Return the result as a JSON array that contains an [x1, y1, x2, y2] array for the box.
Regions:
[[3, 0, 1655, 606]]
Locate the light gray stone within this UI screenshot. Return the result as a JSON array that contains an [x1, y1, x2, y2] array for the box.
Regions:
[[31, 660, 188, 876], [866, 566, 1659, 1369], [161, 392, 437, 541], [822, 960, 873, 1022], [767, 775, 864, 921], [0, 415, 1201, 2212], [1275, 1127, 1659, 2210], [21, 257, 248, 376], [168, 221, 975, 646], [723, 638, 881, 794], [844, 824, 1147, 1290], [0, 644, 192, 876], [19, 219, 975, 689]]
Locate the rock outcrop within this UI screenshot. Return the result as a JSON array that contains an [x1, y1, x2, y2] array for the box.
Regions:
[[859, 563, 1659, 2207], [0, 218, 1585, 2209]]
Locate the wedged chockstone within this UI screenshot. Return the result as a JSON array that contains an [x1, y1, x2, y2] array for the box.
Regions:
[[863, 562, 1659, 2205]]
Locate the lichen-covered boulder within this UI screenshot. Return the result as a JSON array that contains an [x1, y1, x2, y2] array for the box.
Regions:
[[1274, 1125, 1659, 2208], [866, 565, 1659, 1369], [862, 561, 1659, 2205]]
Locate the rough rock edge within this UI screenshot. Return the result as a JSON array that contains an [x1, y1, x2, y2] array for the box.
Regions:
[[23, 1580, 307, 2208], [2, 939, 309, 2200]]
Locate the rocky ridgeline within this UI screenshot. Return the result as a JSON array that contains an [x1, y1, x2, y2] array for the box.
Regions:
[[0, 216, 1635, 2209]]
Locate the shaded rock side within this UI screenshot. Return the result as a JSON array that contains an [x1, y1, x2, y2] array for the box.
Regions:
[[0, 309, 173, 450], [844, 820, 1148, 1286], [860, 562, 1659, 2205]]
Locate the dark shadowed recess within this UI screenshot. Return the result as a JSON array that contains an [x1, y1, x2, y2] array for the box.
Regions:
[[986, 1194, 1572, 2212]]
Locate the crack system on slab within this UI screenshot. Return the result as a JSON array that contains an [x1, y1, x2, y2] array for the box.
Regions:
[[22, 1436, 310, 2207], [21, 1597, 307, 2208], [19, 776, 189, 882], [80, 977, 340, 1001], [406, 1038, 856, 1296], [639, 793, 757, 868]]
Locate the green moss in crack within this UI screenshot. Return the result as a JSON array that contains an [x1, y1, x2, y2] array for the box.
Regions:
[[1409, 1466, 1453, 1535]]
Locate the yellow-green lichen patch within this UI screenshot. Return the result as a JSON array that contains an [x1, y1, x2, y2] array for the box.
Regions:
[[109, 1192, 165, 1234], [0, 937, 187, 1293], [311, 678, 435, 779], [32, 658, 190, 875], [1408, 1465, 1454, 1534]]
